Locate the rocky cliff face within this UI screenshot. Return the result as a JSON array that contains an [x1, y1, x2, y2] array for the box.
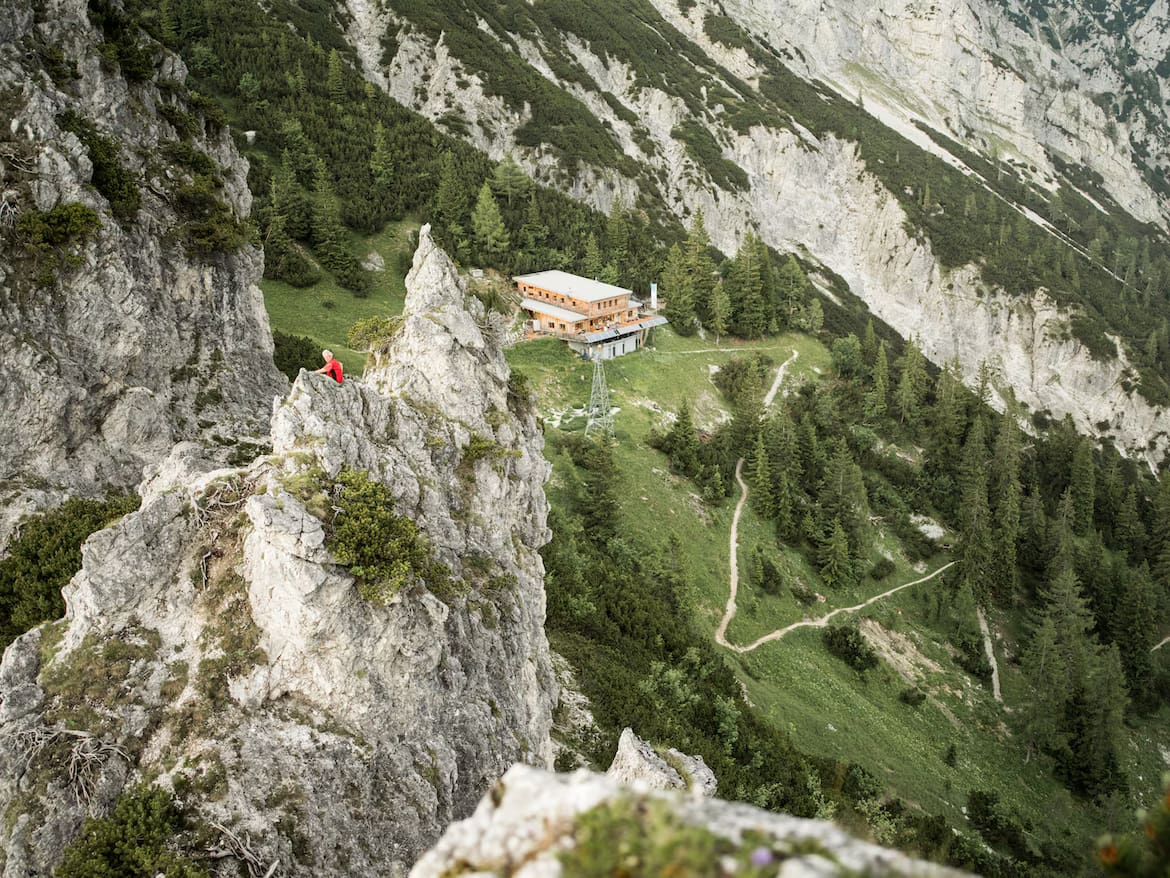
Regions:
[[344, 0, 1170, 461], [718, 0, 1170, 229], [0, 227, 556, 877], [0, 0, 286, 545], [411, 765, 969, 878]]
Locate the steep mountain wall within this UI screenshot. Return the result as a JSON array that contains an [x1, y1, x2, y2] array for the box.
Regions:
[[0, 0, 286, 544], [345, 4, 1170, 461], [717, 0, 1169, 229], [0, 228, 556, 876]]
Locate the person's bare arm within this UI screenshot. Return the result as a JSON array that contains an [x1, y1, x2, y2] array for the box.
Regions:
[[312, 365, 327, 374]]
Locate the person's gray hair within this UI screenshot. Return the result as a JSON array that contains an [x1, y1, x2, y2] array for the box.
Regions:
[[322, 349, 333, 359]]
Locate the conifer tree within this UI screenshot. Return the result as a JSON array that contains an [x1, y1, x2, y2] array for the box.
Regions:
[[819, 519, 854, 589], [748, 432, 775, 518], [1069, 440, 1096, 535], [861, 319, 878, 366], [662, 243, 695, 335], [471, 181, 509, 260], [864, 340, 889, 423], [1114, 563, 1157, 708], [801, 298, 823, 334], [707, 280, 730, 344], [431, 151, 468, 241], [820, 442, 868, 551], [605, 201, 629, 277], [990, 415, 1022, 599], [729, 234, 768, 338], [271, 150, 311, 239], [774, 255, 808, 327], [520, 194, 544, 255], [1116, 485, 1146, 559], [664, 400, 700, 477], [159, 0, 178, 44], [491, 153, 529, 208], [894, 338, 928, 426], [327, 48, 345, 104], [370, 122, 395, 191], [583, 233, 603, 280], [685, 210, 717, 323]]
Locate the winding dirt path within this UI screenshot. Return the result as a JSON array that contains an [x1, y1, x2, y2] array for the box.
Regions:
[[715, 458, 751, 650], [714, 349, 955, 652], [977, 607, 1003, 702], [1153, 635, 1170, 652], [763, 350, 799, 408]]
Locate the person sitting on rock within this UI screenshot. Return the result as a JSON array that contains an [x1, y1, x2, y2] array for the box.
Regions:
[[313, 349, 344, 384]]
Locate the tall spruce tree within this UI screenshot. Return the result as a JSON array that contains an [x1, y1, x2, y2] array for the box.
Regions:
[[1069, 440, 1096, 535], [894, 338, 928, 426], [685, 210, 717, 324], [748, 431, 775, 518], [707, 280, 730, 344], [819, 519, 854, 589], [662, 243, 696, 335], [471, 181, 509, 261]]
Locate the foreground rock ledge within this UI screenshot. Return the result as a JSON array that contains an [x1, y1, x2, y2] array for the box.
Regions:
[[411, 765, 970, 878]]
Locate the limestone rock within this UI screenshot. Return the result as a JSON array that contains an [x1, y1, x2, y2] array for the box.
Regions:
[[607, 728, 717, 797], [0, 0, 286, 548], [0, 227, 556, 877], [410, 765, 970, 878]]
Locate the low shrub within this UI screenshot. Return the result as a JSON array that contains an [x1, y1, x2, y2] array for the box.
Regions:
[[868, 557, 896, 581], [822, 624, 879, 673], [329, 468, 454, 604], [59, 110, 141, 220], [898, 686, 926, 706], [272, 330, 318, 380], [0, 494, 139, 650], [56, 785, 205, 878]]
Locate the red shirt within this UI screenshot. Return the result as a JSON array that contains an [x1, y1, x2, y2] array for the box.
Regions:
[[324, 358, 343, 383]]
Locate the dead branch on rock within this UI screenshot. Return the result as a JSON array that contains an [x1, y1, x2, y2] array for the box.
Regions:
[[15, 727, 129, 806], [207, 821, 278, 878]]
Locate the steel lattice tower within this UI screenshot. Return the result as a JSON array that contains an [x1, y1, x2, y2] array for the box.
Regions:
[[584, 356, 614, 440]]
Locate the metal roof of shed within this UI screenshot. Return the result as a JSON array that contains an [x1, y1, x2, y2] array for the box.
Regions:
[[513, 270, 632, 303]]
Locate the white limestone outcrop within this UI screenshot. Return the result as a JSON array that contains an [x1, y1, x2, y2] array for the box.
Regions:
[[607, 728, 718, 797], [410, 765, 970, 878], [0, 227, 556, 877]]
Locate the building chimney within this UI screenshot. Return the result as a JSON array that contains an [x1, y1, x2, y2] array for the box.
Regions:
[[650, 282, 658, 310]]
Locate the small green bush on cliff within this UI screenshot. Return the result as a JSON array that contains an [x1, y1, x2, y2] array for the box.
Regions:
[[329, 468, 454, 604], [0, 494, 139, 650], [56, 785, 206, 878], [59, 111, 141, 221]]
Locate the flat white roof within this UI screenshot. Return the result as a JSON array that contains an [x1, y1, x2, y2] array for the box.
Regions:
[[520, 298, 588, 324], [514, 270, 632, 303]]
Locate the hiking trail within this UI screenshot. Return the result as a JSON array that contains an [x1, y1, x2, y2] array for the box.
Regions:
[[715, 349, 956, 654]]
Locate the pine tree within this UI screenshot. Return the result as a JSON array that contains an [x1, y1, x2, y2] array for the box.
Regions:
[[685, 210, 717, 323], [774, 255, 808, 327], [491, 153, 529, 208], [471, 181, 510, 260], [271, 150, 311, 239], [1069, 440, 1096, 535], [801, 298, 823, 334], [864, 340, 889, 423], [748, 432, 775, 518], [158, 0, 178, 44], [894, 338, 928, 426], [664, 400, 700, 477], [1116, 485, 1146, 559], [707, 280, 730, 344], [370, 122, 395, 191], [1020, 613, 1069, 756], [729, 234, 767, 338], [431, 151, 468, 241], [819, 519, 854, 589], [861, 319, 879, 365], [820, 442, 868, 551], [583, 233, 603, 280], [520, 194, 544, 254], [327, 48, 345, 104], [605, 201, 629, 278], [1114, 563, 1157, 708], [662, 243, 695, 335]]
